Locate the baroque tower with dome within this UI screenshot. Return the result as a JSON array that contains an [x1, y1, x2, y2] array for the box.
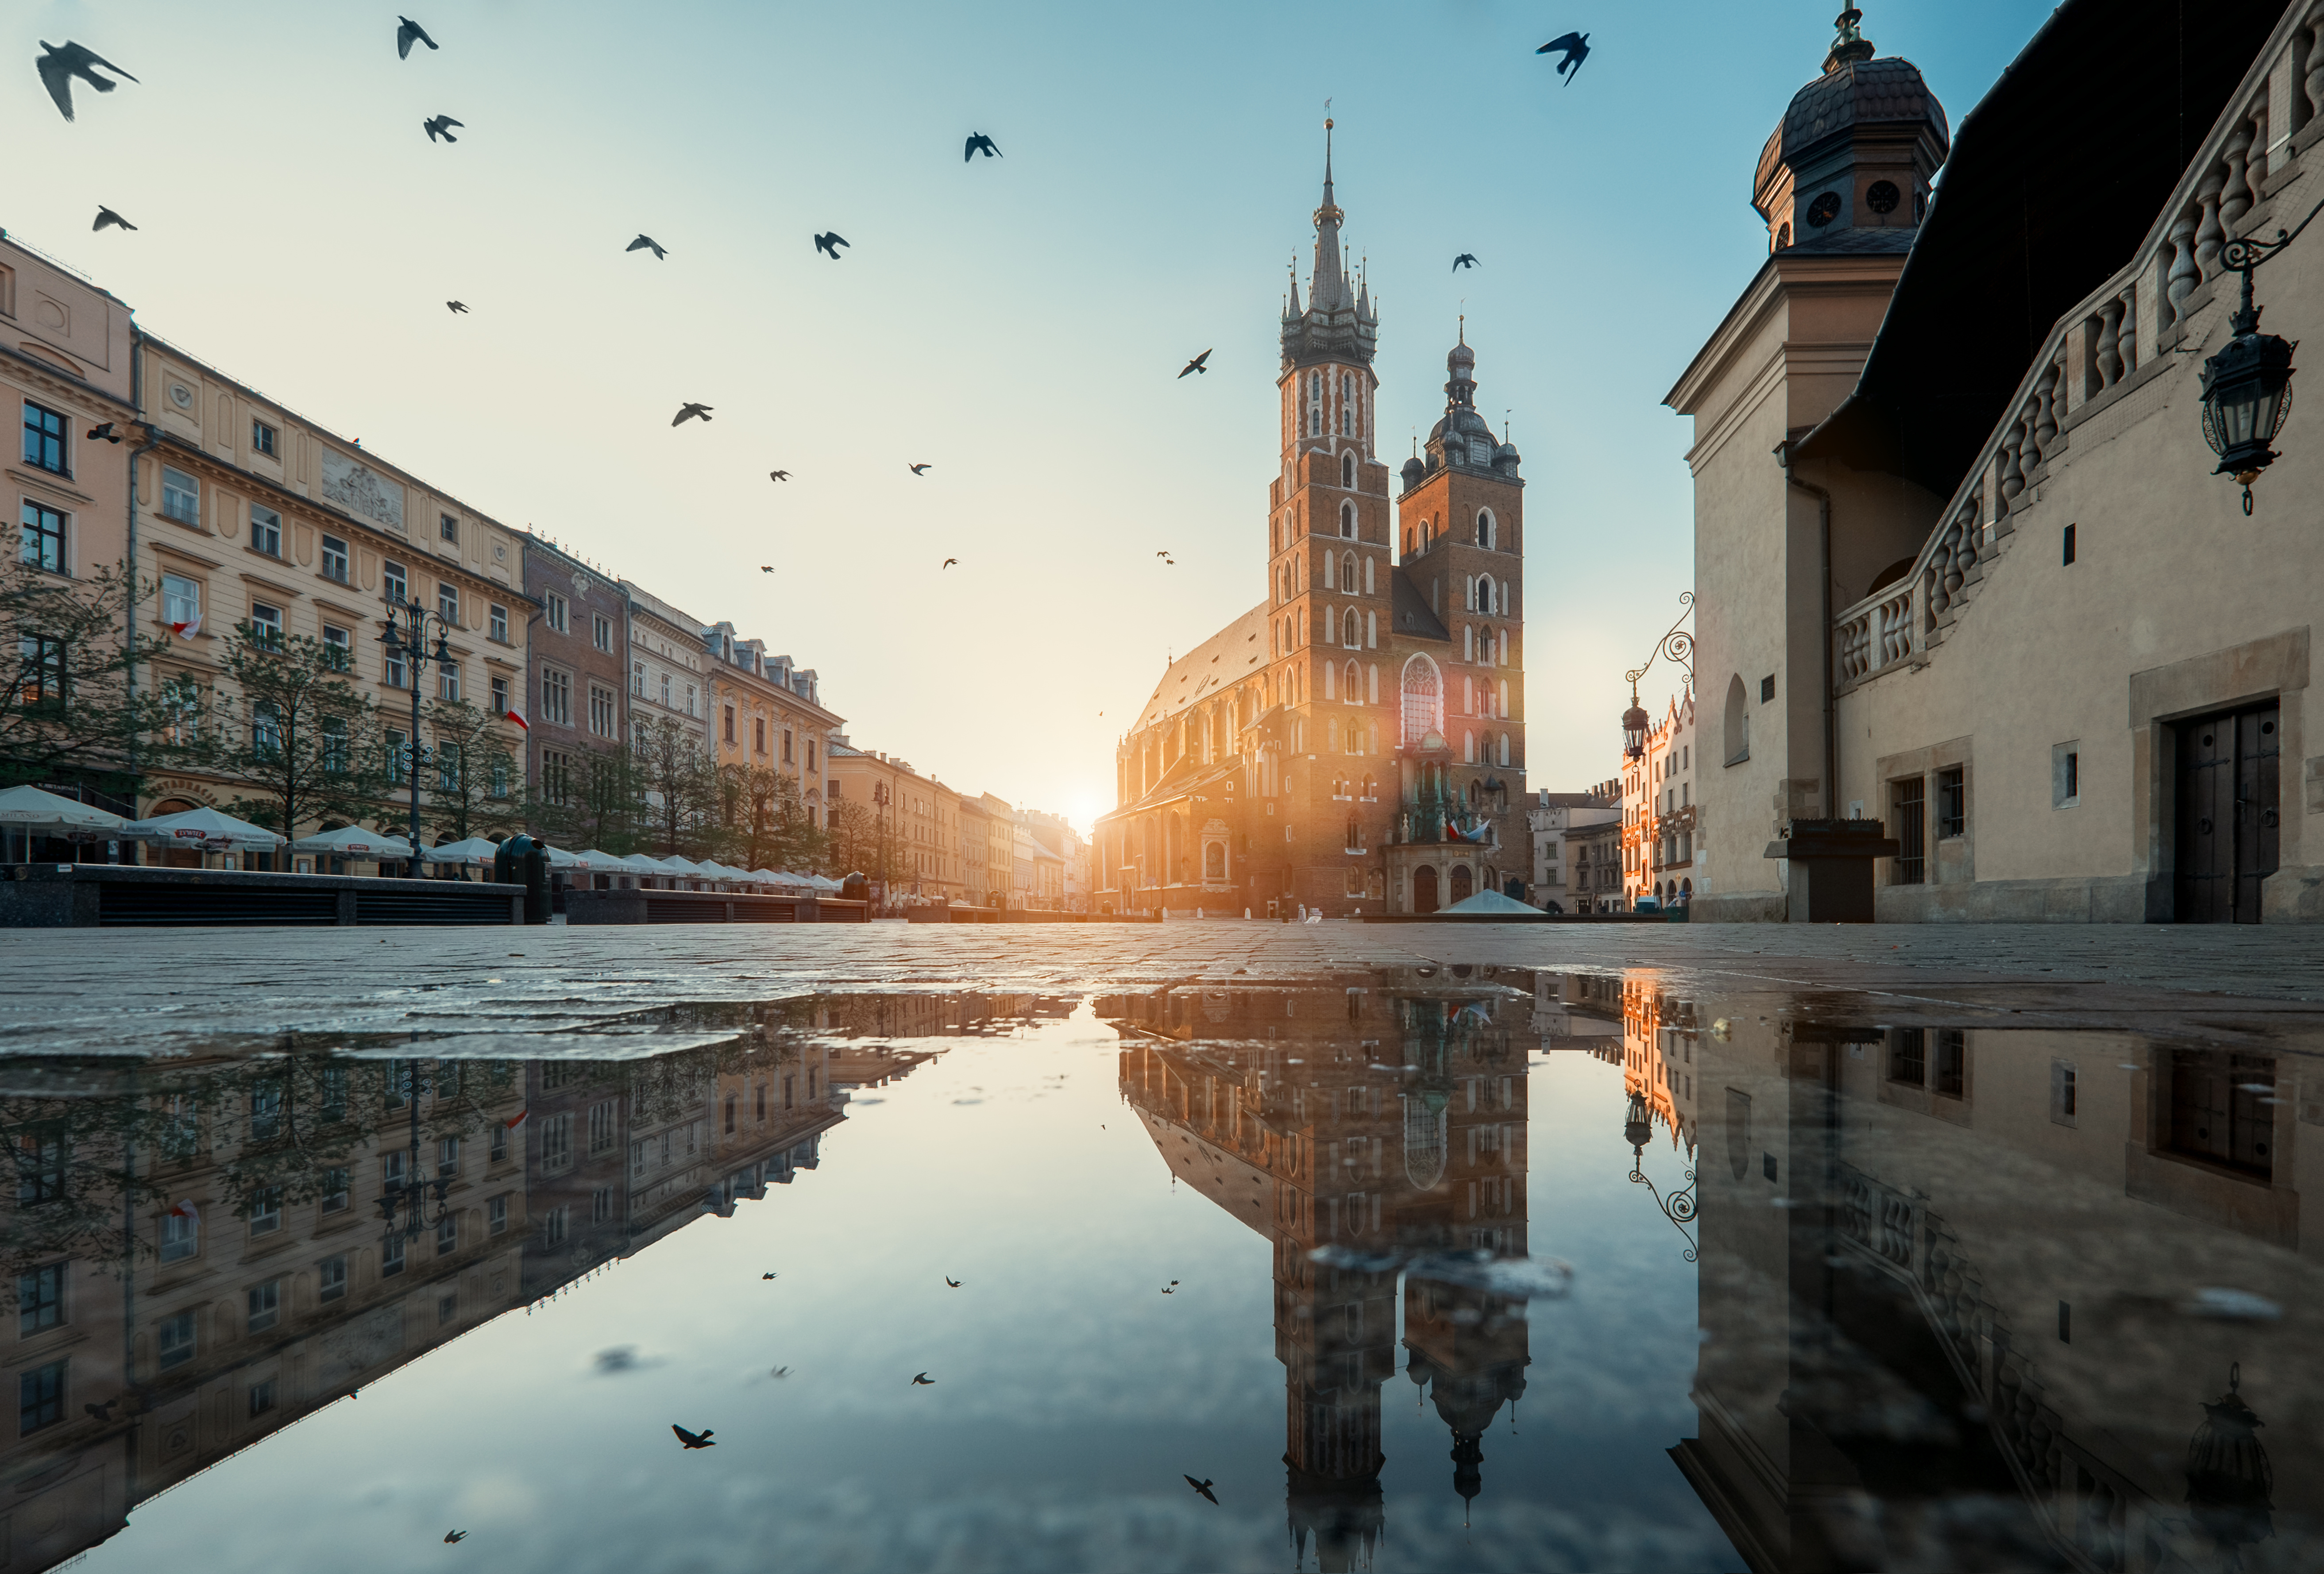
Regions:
[[1094, 129, 1530, 917]]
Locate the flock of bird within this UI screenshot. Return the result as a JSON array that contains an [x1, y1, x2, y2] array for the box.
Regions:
[[33, 17, 1597, 582]]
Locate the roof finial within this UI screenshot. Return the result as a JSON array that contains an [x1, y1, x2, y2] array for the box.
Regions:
[[1458, 312, 1466, 346], [1825, 7, 1874, 70]]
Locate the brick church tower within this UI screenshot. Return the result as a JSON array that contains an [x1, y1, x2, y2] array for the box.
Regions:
[[1097, 130, 1531, 916]]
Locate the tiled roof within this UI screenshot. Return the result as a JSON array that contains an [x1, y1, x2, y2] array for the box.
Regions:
[[1135, 602, 1270, 731]]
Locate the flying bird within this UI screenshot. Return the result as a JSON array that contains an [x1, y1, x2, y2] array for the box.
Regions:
[[910, 1373, 935, 1386], [93, 206, 136, 233], [1178, 350, 1212, 378], [36, 42, 138, 122], [1184, 1475, 1219, 1505], [85, 422, 122, 444], [761, 1271, 778, 1279], [1156, 551, 1174, 565], [760, 566, 774, 573], [1452, 253, 1479, 270], [672, 403, 712, 426], [768, 470, 790, 481], [671, 1424, 716, 1449], [1537, 31, 1590, 81], [941, 558, 958, 570], [815, 232, 849, 259], [627, 234, 666, 259], [964, 133, 1001, 161], [446, 301, 467, 314], [945, 1277, 961, 1288], [397, 17, 438, 58], [423, 114, 463, 143], [909, 463, 931, 475], [770, 1366, 791, 1379], [443, 1531, 467, 1544]]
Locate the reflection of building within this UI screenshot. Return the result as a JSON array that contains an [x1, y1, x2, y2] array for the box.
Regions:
[[1096, 135, 1530, 920], [1622, 976, 1699, 1156], [1626, 693, 1697, 908], [1671, 1000, 2324, 1570], [1107, 973, 1533, 1566]]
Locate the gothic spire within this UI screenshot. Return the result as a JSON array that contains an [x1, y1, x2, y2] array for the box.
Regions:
[[1311, 117, 1346, 309]]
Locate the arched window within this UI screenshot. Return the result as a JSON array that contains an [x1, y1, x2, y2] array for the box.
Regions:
[[1399, 655, 1441, 746], [1323, 661, 1336, 698], [1463, 730, 1475, 763], [1421, 518, 1433, 550], [1363, 557, 1374, 595], [1323, 554, 1336, 590], [1340, 451, 1355, 488], [1327, 718, 1339, 750], [1367, 663, 1379, 703], [1498, 679, 1509, 716], [1476, 574, 1496, 614], [1463, 625, 1475, 663], [1477, 509, 1496, 549], [1343, 657, 1360, 704], [1341, 551, 1357, 590], [1498, 733, 1511, 766], [1498, 629, 1508, 664], [1723, 674, 1749, 764], [1342, 610, 1359, 648]]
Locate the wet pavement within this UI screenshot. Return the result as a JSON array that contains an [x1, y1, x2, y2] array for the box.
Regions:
[[3, 922, 2321, 1571]]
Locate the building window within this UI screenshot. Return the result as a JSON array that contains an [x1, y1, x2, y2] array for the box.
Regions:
[[248, 1378, 277, 1418], [660, 674, 671, 707], [247, 1185, 283, 1236], [19, 1362, 66, 1433], [2062, 522, 2077, 565], [807, 740, 816, 774], [17, 1263, 64, 1335], [319, 1254, 348, 1302], [539, 748, 571, 805], [160, 1208, 198, 1263], [382, 559, 408, 606], [382, 1233, 405, 1277], [490, 602, 509, 642], [19, 501, 66, 573], [440, 513, 459, 544], [384, 728, 408, 783], [1477, 509, 1495, 549], [246, 602, 284, 651], [161, 465, 201, 525], [320, 534, 349, 583], [1887, 1028, 1926, 1087], [1891, 778, 1926, 884], [591, 1186, 614, 1224], [437, 1135, 461, 1177], [541, 1112, 574, 1172], [587, 1101, 617, 1154], [321, 623, 351, 671], [489, 1194, 509, 1234], [250, 505, 283, 557], [436, 586, 458, 627], [1934, 1030, 1966, 1098], [439, 662, 460, 703], [490, 674, 510, 716], [542, 1206, 569, 1247], [252, 419, 278, 457], [685, 683, 696, 716], [22, 400, 67, 474], [754, 716, 766, 753], [320, 1166, 349, 1212], [544, 592, 568, 633], [782, 727, 793, 764], [2050, 1061, 2078, 1126], [631, 661, 645, 696], [593, 613, 612, 652], [589, 684, 615, 737], [157, 1310, 197, 1369], [435, 1215, 457, 1256], [1936, 767, 1965, 838], [247, 1279, 280, 1333], [543, 668, 571, 726]]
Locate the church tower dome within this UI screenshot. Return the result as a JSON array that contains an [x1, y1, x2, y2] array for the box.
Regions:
[[1753, 7, 1948, 255]]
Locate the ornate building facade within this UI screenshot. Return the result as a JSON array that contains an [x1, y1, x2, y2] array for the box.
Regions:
[[1097, 137, 1530, 916]]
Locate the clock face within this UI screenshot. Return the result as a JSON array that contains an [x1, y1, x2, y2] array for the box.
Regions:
[[1866, 180, 1901, 215], [1807, 191, 1842, 228]]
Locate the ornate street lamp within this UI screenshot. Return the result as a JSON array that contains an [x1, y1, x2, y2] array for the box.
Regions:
[[2185, 1362, 2273, 1555], [1620, 592, 1695, 759], [2199, 197, 2324, 513], [1623, 1088, 1699, 1262], [378, 596, 457, 877], [375, 1060, 453, 1243]]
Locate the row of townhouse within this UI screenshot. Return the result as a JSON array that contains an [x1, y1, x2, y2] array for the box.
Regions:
[[1520, 684, 1695, 917], [7, 229, 849, 848], [823, 742, 1092, 910]]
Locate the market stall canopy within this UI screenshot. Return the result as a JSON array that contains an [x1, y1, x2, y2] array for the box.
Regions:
[[121, 805, 286, 850], [425, 837, 504, 867], [0, 785, 127, 838], [289, 824, 417, 859]]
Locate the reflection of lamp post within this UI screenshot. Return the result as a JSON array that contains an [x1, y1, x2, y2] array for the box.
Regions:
[[374, 1061, 452, 1243], [2186, 1362, 2274, 1557], [1623, 1089, 1699, 1261], [378, 597, 457, 877]]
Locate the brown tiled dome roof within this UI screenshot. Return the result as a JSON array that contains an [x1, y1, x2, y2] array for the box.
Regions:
[[1781, 58, 1950, 162]]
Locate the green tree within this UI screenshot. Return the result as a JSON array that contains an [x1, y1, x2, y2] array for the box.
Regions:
[[0, 554, 169, 787], [714, 763, 828, 872], [178, 623, 386, 839], [634, 717, 719, 856], [822, 795, 899, 881], [423, 697, 521, 844]]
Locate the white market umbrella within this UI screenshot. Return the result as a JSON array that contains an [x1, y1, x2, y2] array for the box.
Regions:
[[290, 824, 417, 859], [122, 805, 286, 851], [425, 836, 504, 867], [0, 784, 127, 838]]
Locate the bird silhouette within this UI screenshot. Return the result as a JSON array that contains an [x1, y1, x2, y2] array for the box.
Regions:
[[761, 1271, 778, 1279], [83, 1398, 118, 1420], [964, 133, 1001, 161], [768, 470, 790, 481], [446, 301, 468, 314], [93, 206, 135, 233], [945, 1277, 961, 1288], [423, 114, 463, 143], [911, 1373, 935, 1386], [1537, 31, 1590, 81], [1156, 551, 1175, 566], [1452, 253, 1479, 270], [85, 422, 122, 444], [1178, 350, 1212, 378], [909, 463, 931, 475], [627, 234, 666, 259], [770, 1366, 791, 1379], [1184, 1475, 1219, 1505], [672, 403, 712, 426], [941, 558, 958, 570], [443, 1531, 467, 1543], [397, 17, 438, 58], [815, 232, 849, 259], [37, 42, 138, 122], [671, 1424, 716, 1449], [760, 565, 774, 573], [1161, 1286, 1176, 1294]]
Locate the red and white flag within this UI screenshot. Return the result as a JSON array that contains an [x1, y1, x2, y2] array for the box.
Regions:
[[504, 707, 529, 732], [168, 613, 202, 640], [168, 1198, 200, 1222], [503, 1108, 529, 1130]]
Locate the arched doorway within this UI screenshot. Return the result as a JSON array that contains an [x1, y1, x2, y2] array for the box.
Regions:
[[1449, 865, 1473, 903], [1504, 877, 1524, 900], [1413, 865, 1440, 914]]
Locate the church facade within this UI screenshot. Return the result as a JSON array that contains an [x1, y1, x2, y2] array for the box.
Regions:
[[1095, 139, 1530, 917]]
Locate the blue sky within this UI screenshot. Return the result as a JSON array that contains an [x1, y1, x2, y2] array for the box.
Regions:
[[9, 1, 2046, 824]]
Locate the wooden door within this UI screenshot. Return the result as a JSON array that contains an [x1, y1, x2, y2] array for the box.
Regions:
[[2174, 702, 2279, 922], [1413, 865, 1439, 914]]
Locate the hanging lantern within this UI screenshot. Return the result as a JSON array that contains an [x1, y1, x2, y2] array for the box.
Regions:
[[2185, 1362, 2274, 1555], [1621, 684, 1649, 760], [1623, 1090, 1653, 1157], [2200, 237, 2301, 514]]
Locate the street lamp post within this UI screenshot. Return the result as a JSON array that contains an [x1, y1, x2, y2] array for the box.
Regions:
[[1620, 592, 1695, 760], [2199, 204, 2320, 512], [871, 781, 892, 907], [376, 1060, 452, 1245], [378, 596, 457, 879]]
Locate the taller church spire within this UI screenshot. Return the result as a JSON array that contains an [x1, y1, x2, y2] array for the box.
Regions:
[[1281, 118, 1377, 370]]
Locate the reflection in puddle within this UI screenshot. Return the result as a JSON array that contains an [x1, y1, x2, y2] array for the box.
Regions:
[[0, 970, 2316, 1571]]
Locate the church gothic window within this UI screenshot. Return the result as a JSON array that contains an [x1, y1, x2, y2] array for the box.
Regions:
[[1464, 731, 1475, 763], [1342, 550, 1357, 588], [1341, 452, 1355, 488], [1363, 557, 1374, 595], [1343, 658, 1360, 704], [1367, 664, 1379, 703], [1400, 655, 1441, 746], [1340, 503, 1355, 538], [1477, 509, 1496, 549], [1343, 609, 1359, 648]]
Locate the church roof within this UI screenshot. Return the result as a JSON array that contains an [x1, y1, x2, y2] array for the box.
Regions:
[[1389, 567, 1450, 643], [1134, 601, 1270, 732]]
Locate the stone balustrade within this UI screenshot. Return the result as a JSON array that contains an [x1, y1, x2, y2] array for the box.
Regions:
[[1834, 0, 2324, 696]]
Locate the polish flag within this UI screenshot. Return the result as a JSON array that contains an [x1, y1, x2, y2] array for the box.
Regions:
[[168, 1198, 200, 1222], [504, 708, 529, 732], [503, 1108, 529, 1129], [168, 613, 202, 640]]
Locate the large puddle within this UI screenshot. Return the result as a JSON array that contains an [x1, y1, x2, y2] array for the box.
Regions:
[[4, 966, 2316, 1572]]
